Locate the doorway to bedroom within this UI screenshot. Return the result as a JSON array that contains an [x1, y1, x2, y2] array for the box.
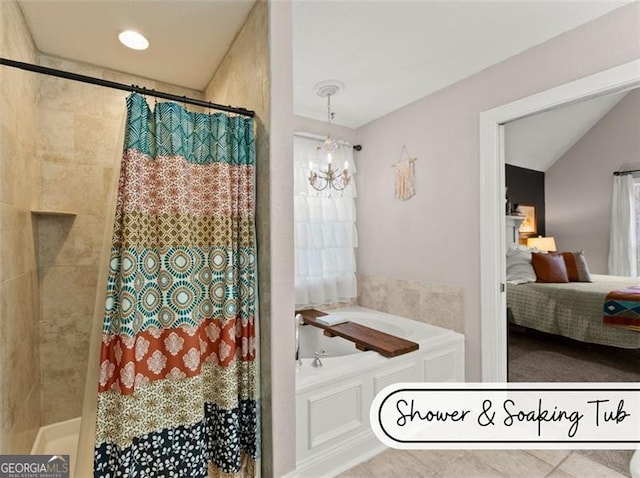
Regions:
[[479, 64, 640, 477], [479, 59, 640, 383], [502, 85, 640, 385]]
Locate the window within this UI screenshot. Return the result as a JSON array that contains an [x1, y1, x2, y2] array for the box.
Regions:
[[293, 135, 358, 307]]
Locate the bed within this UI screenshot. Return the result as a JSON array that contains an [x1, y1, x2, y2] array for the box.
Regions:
[[507, 274, 640, 349]]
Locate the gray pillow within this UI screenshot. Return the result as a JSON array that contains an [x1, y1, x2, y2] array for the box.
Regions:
[[506, 247, 537, 284]]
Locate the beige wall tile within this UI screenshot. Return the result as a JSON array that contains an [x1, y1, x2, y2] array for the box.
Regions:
[[0, 126, 17, 204], [0, 205, 35, 282], [0, 78, 17, 132], [40, 265, 98, 326], [203, 2, 275, 472], [41, 163, 106, 215], [0, 275, 40, 444], [41, 356, 87, 425], [37, 108, 74, 163], [39, 265, 97, 424], [7, 384, 40, 454], [37, 74, 96, 115], [386, 281, 422, 320], [34, 54, 202, 431], [2, 10, 263, 453], [0, 283, 10, 447], [1, 2, 35, 62], [420, 290, 460, 332], [73, 114, 122, 167], [99, 90, 130, 122], [37, 214, 102, 267], [358, 274, 465, 333], [358, 275, 390, 313], [1, 3, 212, 452], [0, 0, 40, 453]]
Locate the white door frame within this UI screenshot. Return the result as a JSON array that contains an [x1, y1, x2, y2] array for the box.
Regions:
[[479, 59, 640, 382]]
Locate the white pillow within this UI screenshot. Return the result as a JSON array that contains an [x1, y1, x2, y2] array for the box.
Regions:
[[506, 243, 530, 255], [506, 247, 537, 284]]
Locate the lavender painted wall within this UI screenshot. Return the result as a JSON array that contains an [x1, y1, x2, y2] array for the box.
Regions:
[[355, 4, 640, 380], [546, 89, 640, 275]]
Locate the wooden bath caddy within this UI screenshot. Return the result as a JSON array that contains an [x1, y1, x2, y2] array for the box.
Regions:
[[296, 309, 419, 358]]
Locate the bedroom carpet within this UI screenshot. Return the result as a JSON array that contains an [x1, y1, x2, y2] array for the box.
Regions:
[[508, 325, 640, 477]]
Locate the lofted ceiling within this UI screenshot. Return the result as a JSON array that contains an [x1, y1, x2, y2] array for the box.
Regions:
[[505, 90, 629, 172], [13, 0, 633, 129]]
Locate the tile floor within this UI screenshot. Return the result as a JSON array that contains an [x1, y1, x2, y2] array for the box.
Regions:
[[338, 449, 628, 478]]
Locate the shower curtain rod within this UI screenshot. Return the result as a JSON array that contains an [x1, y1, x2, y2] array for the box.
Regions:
[[0, 57, 255, 117], [613, 169, 640, 176]]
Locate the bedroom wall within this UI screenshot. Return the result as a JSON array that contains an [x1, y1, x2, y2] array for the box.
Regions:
[[546, 88, 640, 274], [355, 3, 640, 381], [505, 164, 546, 238]]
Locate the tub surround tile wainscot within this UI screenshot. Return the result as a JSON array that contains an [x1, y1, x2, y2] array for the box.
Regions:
[[358, 274, 464, 333]]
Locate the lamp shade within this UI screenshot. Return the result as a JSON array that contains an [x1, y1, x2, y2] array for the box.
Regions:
[[527, 236, 557, 252]]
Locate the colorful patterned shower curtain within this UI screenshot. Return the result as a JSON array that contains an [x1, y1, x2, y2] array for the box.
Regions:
[[94, 93, 258, 477]]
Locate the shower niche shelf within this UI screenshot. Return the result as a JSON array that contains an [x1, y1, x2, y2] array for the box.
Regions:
[[31, 210, 77, 217]]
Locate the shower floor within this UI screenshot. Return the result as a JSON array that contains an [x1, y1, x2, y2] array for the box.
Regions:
[[31, 417, 81, 475]]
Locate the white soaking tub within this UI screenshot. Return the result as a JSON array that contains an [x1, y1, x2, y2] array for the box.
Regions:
[[294, 306, 465, 477], [31, 417, 81, 476]]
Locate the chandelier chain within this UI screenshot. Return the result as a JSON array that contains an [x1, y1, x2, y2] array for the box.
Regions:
[[308, 81, 351, 195]]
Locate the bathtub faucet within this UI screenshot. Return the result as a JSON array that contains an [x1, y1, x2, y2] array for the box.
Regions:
[[295, 313, 304, 367], [311, 350, 328, 368]]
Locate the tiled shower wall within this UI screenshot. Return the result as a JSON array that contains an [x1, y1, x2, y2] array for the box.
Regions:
[[358, 274, 465, 334], [0, 0, 41, 453], [203, 0, 276, 472], [35, 55, 203, 425]]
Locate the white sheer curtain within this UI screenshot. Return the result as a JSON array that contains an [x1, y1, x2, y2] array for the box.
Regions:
[[294, 135, 358, 308], [608, 174, 637, 276]]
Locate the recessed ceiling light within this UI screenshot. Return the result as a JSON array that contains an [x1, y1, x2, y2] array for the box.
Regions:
[[118, 30, 149, 50]]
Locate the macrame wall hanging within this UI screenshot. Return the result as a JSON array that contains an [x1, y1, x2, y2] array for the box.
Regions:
[[392, 145, 416, 201]]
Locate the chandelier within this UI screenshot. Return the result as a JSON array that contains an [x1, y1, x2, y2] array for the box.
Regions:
[[308, 80, 351, 193]]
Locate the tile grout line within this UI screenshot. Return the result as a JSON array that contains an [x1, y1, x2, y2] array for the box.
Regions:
[[544, 451, 573, 478]]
